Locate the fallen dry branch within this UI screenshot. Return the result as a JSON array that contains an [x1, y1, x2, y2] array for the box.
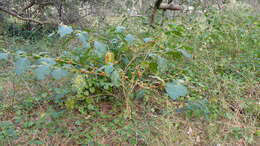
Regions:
[[159, 3, 183, 11]]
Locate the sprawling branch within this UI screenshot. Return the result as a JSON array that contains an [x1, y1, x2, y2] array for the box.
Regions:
[[150, 0, 163, 25], [0, 6, 57, 25], [150, 0, 183, 26], [159, 3, 183, 11]]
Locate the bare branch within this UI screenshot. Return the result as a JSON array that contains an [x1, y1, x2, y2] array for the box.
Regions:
[[150, 0, 163, 25], [0, 6, 57, 25], [159, 3, 183, 11], [150, 0, 183, 26]]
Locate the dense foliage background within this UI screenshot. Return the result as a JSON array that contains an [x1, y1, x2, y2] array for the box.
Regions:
[[0, 0, 259, 145]]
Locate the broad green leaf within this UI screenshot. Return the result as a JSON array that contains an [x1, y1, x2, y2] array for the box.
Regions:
[[104, 65, 114, 76], [177, 49, 192, 59], [121, 55, 130, 65], [111, 70, 120, 86], [115, 26, 126, 33], [94, 41, 107, 57], [125, 34, 135, 44], [83, 42, 90, 49], [143, 38, 153, 43], [15, 57, 31, 75], [34, 65, 51, 80], [54, 88, 69, 99], [77, 31, 88, 42], [157, 56, 168, 72], [72, 47, 83, 53], [58, 25, 73, 37], [111, 38, 118, 44], [0, 53, 8, 60], [64, 64, 73, 69], [38, 58, 56, 66], [135, 89, 148, 100], [51, 68, 68, 80], [175, 99, 209, 119], [166, 81, 188, 100], [16, 50, 25, 55], [77, 31, 90, 48]]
